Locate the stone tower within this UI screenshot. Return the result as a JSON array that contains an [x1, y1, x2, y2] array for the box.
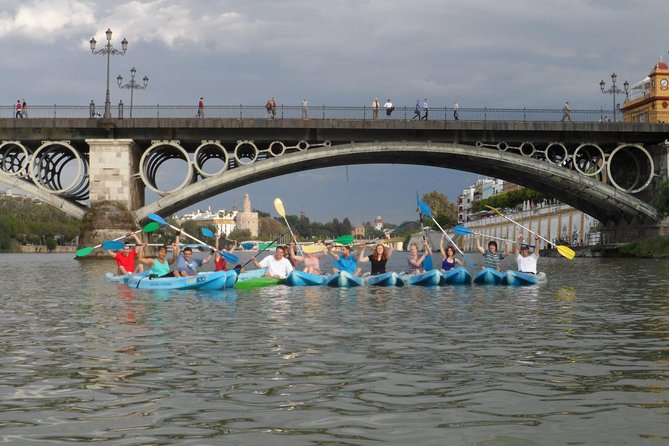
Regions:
[[235, 193, 259, 237]]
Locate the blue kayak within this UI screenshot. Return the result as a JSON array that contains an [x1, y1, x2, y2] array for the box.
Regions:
[[473, 267, 506, 285], [127, 270, 230, 290], [366, 271, 405, 287], [197, 270, 239, 290], [285, 270, 326, 286], [326, 271, 364, 287], [407, 269, 444, 286], [105, 270, 150, 284], [441, 267, 472, 285], [504, 270, 547, 286]]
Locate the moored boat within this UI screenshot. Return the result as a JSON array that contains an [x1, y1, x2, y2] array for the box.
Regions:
[[473, 267, 506, 285], [366, 271, 405, 287], [285, 270, 326, 286], [441, 267, 472, 285], [326, 271, 364, 287], [127, 270, 230, 290], [407, 269, 443, 286], [504, 270, 547, 286]]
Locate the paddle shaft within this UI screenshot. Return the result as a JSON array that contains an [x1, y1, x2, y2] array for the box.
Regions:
[[77, 227, 146, 256], [416, 197, 433, 270], [485, 206, 553, 248], [431, 217, 477, 271], [150, 217, 238, 263], [240, 234, 285, 268]]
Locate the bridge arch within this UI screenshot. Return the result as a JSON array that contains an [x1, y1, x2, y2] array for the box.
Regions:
[[135, 141, 660, 224]]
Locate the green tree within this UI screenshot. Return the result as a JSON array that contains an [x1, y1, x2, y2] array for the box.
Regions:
[[422, 191, 457, 228], [228, 228, 252, 241]]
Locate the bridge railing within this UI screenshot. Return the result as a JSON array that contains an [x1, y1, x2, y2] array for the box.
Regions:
[[1, 104, 614, 122]]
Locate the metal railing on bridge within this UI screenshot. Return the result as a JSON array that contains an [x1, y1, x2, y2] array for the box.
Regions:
[[2, 103, 616, 122]]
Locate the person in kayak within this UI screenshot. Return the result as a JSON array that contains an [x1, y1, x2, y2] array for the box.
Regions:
[[475, 235, 509, 271], [513, 234, 540, 274], [137, 239, 179, 278], [107, 231, 144, 275], [439, 236, 464, 272], [406, 241, 429, 274], [290, 237, 326, 275], [174, 244, 213, 277], [357, 243, 393, 275], [327, 244, 361, 276], [251, 246, 294, 279], [214, 235, 237, 271]]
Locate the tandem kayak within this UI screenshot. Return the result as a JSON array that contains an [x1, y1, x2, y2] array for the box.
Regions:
[[441, 267, 472, 285], [285, 270, 326, 286], [365, 271, 405, 287], [407, 269, 444, 286], [196, 270, 239, 290], [504, 270, 547, 286], [235, 276, 284, 290], [127, 270, 230, 290], [473, 267, 506, 285], [326, 271, 364, 287], [105, 270, 150, 284]]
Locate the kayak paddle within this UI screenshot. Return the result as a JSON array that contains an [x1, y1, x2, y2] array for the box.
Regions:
[[200, 227, 237, 249], [418, 200, 476, 271], [416, 193, 434, 270], [147, 213, 239, 263], [274, 198, 302, 254], [484, 205, 575, 260], [75, 222, 159, 257], [453, 225, 534, 247]]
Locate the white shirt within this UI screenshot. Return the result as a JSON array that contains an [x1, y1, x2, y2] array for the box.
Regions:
[[384, 101, 393, 109], [515, 252, 539, 274], [258, 255, 294, 279]]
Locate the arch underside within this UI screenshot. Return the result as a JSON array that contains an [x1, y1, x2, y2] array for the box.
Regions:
[[136, 142, 659, 225], [0, 174, 86, 218]]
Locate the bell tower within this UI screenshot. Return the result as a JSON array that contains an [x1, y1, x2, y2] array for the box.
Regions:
[[622, 56, 669, 123]]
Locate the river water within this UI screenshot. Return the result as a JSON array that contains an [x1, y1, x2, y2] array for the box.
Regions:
[[1, 252, 668, 445]]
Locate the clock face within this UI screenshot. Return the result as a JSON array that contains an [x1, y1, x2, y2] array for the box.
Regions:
[[661, 79, 669, 89]]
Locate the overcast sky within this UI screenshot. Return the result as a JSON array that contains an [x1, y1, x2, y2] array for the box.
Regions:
[[2, 0, 668, 224]]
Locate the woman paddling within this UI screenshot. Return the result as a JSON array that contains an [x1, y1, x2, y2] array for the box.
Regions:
[[439, 236, 463, 272], [358, 243, 393, 275]]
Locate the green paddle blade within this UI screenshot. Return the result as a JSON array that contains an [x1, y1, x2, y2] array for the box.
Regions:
[[333, 235, 355, 245], [259, 242, 277, 250], [142, 222, 160, 232], [75, 246, 95, 257]]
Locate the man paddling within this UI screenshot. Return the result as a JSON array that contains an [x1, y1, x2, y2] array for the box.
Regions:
[[251, 246, 294, 279], [327, 244, 361, 276], [513, 235, 540, 274], [107, 231, 144, 275]]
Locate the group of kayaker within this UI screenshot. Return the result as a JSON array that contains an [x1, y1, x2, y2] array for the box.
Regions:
[[109, 231, 238, 278], [476, 234, 540, 274], [109, 227, 540, 280]]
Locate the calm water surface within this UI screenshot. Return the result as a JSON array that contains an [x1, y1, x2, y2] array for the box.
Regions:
[[0, 253, 668, 445]]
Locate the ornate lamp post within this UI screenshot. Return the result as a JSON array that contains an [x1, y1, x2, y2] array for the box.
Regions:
[[599, 72, 629, 123], [90, 28, 128, 118], [117, 67, 149, 118]]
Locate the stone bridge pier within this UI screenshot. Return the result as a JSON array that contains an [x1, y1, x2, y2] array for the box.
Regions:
[[78, 139, 146, 255]]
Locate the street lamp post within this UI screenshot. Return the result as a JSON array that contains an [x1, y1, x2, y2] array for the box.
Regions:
[[599, 72, 629, 123], [117, 67, 149, 118], [90, 28, 128, 118]]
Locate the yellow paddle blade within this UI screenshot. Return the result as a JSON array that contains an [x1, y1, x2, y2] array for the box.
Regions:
[[557, 245, 576, 260], [302, 244, 325, 254], [273, 198, 286, 218]]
